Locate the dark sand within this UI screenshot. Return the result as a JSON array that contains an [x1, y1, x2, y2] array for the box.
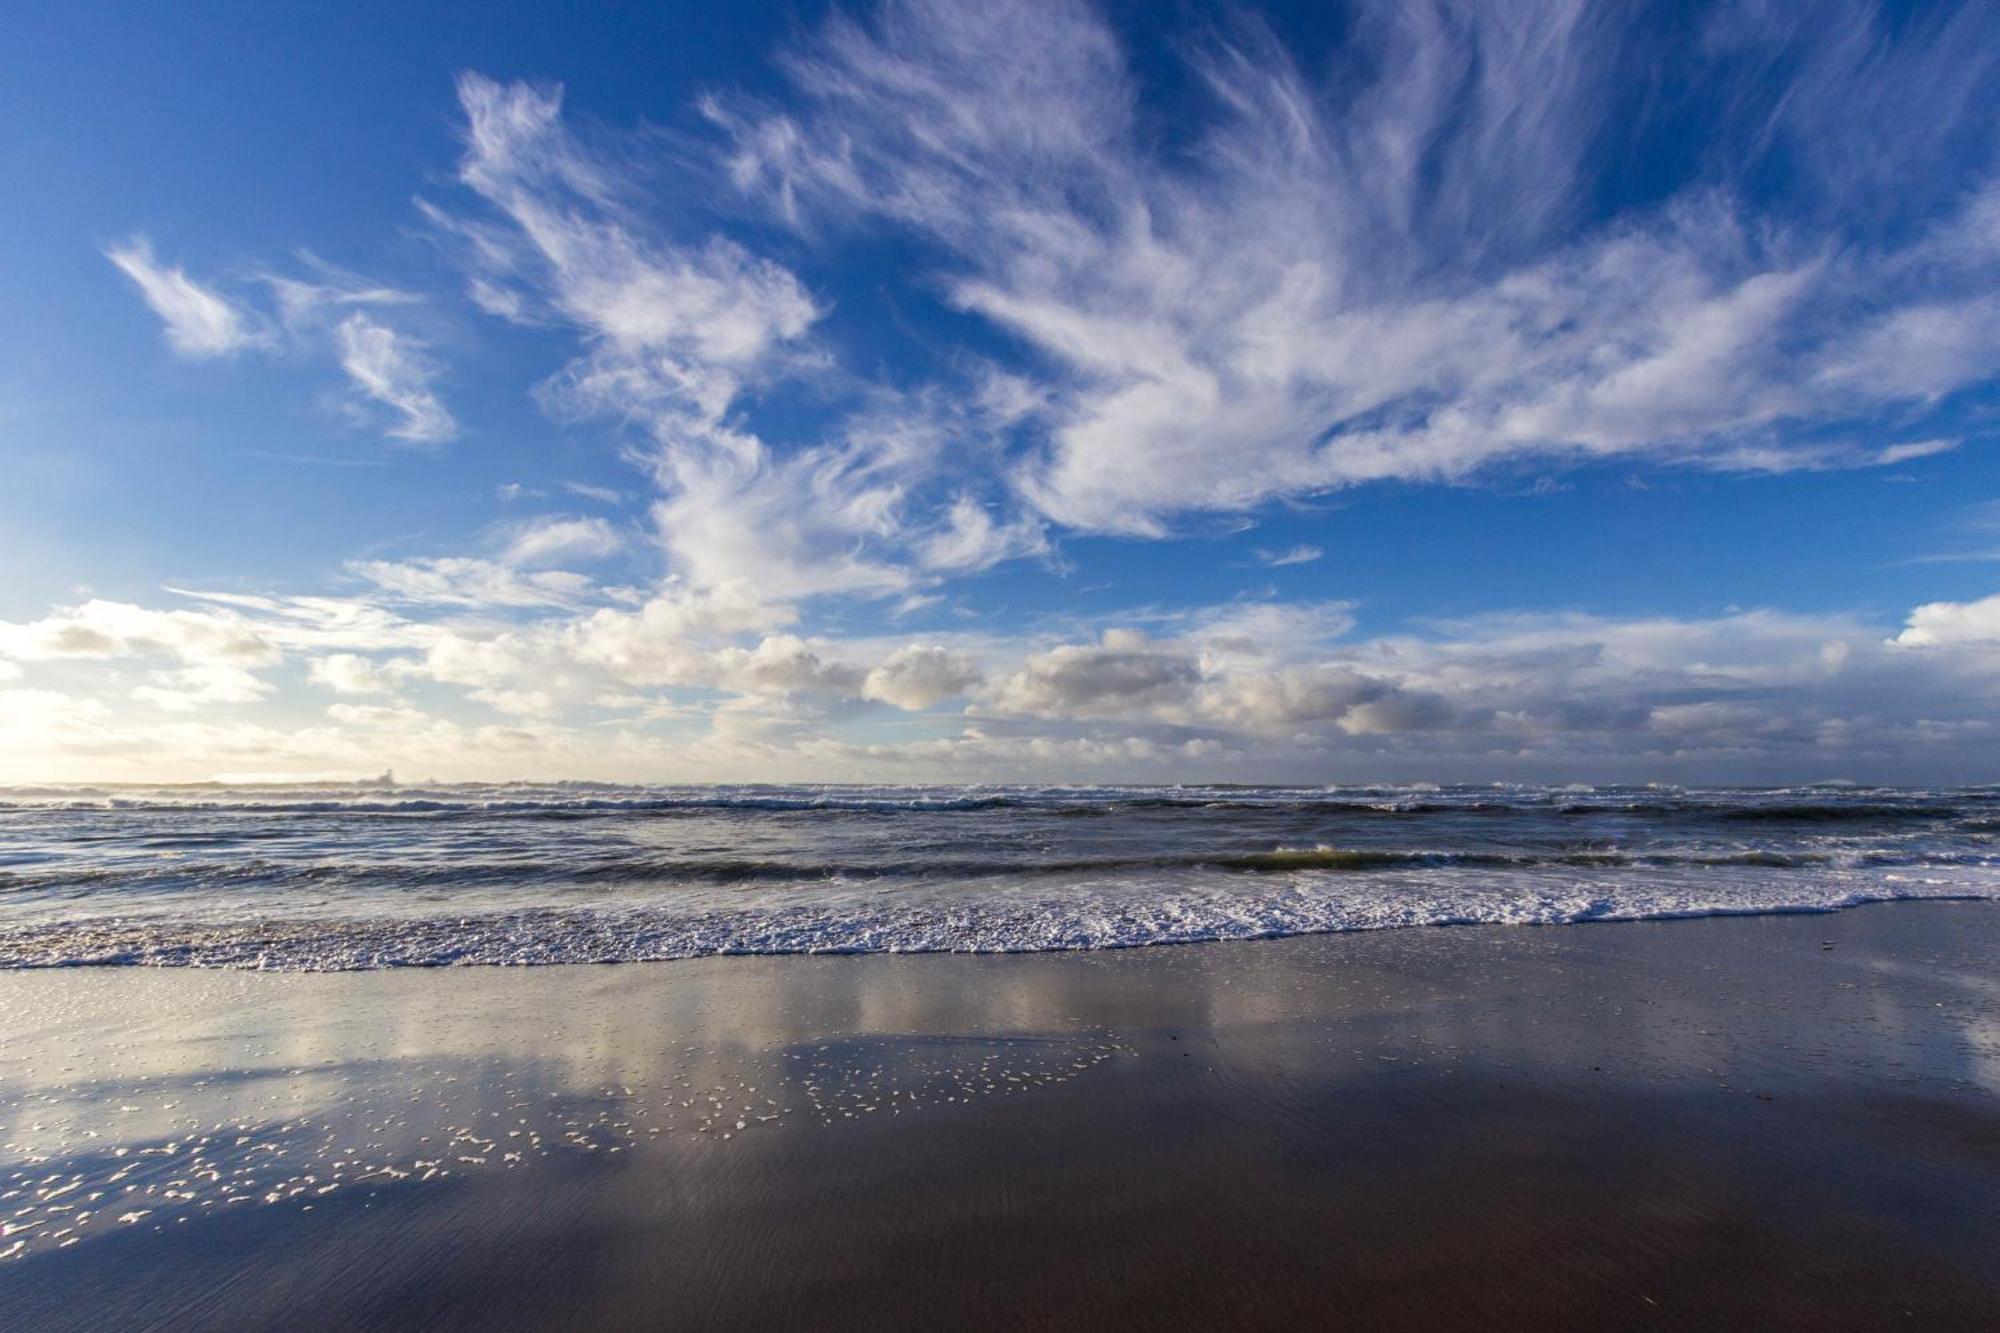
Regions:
[[2, 901, 1997, 1330]]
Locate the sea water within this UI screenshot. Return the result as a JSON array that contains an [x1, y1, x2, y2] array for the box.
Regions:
[[0, 782, 1995, 969]]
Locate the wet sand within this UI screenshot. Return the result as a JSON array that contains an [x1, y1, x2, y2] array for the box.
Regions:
[[2, 901, 1997, 1330]]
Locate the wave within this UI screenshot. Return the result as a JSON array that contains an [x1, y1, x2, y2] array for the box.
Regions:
[[0, 876, 1990, 971], [4, 781, 1988, 971], [8, 843, 1961, 897], [0, 788, 1975, 825]]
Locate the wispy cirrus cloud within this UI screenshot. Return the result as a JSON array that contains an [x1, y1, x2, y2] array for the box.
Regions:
[[106, 237, 262, 358], [435, 73, 1044, 603], [1256, 545, 1323, 568], [709, 0, 2000, 534], [108, 240, 457, 444], [332, 313, 457, 444]]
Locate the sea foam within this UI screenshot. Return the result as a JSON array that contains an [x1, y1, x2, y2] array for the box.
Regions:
[[0, 782, 1994, 969]]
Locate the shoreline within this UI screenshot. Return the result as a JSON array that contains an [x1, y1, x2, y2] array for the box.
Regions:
[[3, 899, 1997, 1328], [6, 880, 1994, 973]]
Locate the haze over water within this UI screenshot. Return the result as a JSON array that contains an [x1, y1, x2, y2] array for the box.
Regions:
[[2, 783, 1995, 970]]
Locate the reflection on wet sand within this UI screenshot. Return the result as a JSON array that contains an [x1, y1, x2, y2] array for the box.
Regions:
[[2, 901, 1998, 1328]]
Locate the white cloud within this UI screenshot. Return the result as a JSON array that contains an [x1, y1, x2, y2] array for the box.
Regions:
[[105, 238, 260, 358], [346, 557, 602, 609], [862, 644, 983, 710], [1873, 438, 1960, 466], [499, 515, 622, 567], [1893, 593, 2000, 647], [333, 313, 457, 444], [1256, 544, 1323, 567], [0, 599, 279, 666], [132, 664, 274, 712], [309, 653, 396, 695], [916, 496, 1048, 574], [161, 587, 434, 654], [709, 0, 2000, 534], [39, 8, 2000, 785], [340, 515, 625, 610], [454, 74, 819, 368], [989, 630, 1205, 720], [0, 690, 116, 760], [5, 585, 1999, 782], [108, 240, 458, 445], [440, 74, 1046, 604], [562, 481, 626, 505]]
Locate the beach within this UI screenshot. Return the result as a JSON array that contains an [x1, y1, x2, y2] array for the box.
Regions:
[[3, 900, 1997, 1330]]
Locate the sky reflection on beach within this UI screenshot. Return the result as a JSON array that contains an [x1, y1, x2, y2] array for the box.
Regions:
[[2, 903, 1996, 1269]]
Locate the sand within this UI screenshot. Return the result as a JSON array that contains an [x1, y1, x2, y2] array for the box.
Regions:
[[2, 900, 1997, 1330]]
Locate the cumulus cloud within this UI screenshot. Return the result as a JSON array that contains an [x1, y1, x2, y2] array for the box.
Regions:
[[0, 599, 279, 666], [1893, 593, 2000, 647], [862, 645, 983, 710], [928, 597, 1998, 772], [105, 238, 260, 358], [309, 653, 396, 695], [5, 584, 1998, 782], [988, 630, 1205, 719]]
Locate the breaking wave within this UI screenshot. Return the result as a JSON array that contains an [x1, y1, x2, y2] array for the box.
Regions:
[[2, 781, 1994, 970]]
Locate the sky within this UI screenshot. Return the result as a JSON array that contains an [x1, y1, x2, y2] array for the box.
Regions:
[[2, 0, 1998, 786]]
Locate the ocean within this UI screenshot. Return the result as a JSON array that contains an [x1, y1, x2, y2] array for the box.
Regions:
[[1, 782, 1996, 970]]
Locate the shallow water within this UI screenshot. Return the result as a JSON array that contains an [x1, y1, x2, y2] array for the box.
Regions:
[[1, 781, 1996, 969]]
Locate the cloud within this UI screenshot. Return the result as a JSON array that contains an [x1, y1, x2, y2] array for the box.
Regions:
[[340, 514, 627, 610], [40, 7, 2000, 785], [106, 238, 259, 358], [710, 0, 2000, 534], [346, 557, 603, 609], [439, 74, 1043, 603], [333, 314, 457, 444], [108, 241, 456, 445], [1874, 438, 1961, 466], [132, 664, 274, 712], [308, 653, 396, 695], [0, 690, 116, 761], [499, 515, 622, 567], [562, 481, 626, 505], [1256, 544, 1323, 567], [862, 644, 983, 710], [0, 599, 279, 666], [453, 74, 820, 367], [5, 583, 1998, 782], [1893, 593, 2000, 647], [989, 630, 1205, 719]]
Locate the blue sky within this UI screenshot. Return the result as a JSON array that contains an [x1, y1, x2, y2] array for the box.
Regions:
[[2, 0, 1998, 784]]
